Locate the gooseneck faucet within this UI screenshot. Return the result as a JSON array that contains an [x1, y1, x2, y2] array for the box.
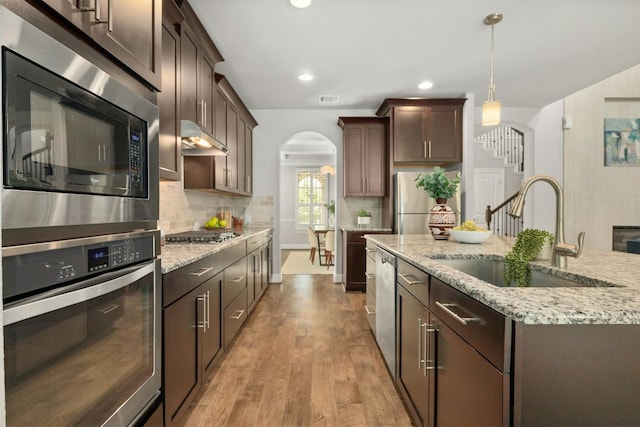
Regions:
[[508, 174, 585, 268]]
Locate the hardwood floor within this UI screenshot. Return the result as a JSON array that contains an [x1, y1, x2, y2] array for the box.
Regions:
[[179, 274, 412, 426]]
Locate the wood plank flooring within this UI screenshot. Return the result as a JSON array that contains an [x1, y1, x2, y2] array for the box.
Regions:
[[179, 272, 413, 426]]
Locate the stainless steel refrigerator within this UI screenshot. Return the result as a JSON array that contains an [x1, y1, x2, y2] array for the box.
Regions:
[[394, 171, 461, 234]]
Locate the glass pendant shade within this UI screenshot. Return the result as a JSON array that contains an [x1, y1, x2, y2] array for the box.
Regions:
[[482, 100, 501, 126]]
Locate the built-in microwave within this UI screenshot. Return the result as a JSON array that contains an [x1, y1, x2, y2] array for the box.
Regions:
[[1, 6, 158, 243]]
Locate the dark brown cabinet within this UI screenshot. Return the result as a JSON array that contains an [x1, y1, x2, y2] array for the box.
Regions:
[[163, 253, 223, 427], [376, 99, 465, 165], [40, 0, 162, 89], [342, 230, 390, 292], [338, 117, 387, 197], [158, 0, 183, 181]]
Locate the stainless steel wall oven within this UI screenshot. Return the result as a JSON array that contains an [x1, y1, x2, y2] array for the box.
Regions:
[[3, 231, 161, 426], [1, 5, 159, 246]]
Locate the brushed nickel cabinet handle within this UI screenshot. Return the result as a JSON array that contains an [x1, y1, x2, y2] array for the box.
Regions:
[[418, 318, 424, 370], [425, 325, 436, 373], [364, 305, 375, 315], [197, 293, 208, 331], [99, 303, 120, 315], [231, 275, 245, 283], [428, 140, 432, 158], [435, 301, 479, 325], [398, 273, 423, 286], [230, 309, 245, 320], [189, 267, 213, 277], [365, 247, 376, 253], [365, 272, 375, 280], [423, 140, 427, 158]]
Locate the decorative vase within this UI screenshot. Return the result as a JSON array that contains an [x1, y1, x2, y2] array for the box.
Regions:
[[535, 235, 554, 260], [328, 215, 335, 227], [428, 198, 456, 240]]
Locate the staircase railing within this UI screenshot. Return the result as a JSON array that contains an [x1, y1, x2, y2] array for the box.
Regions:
[[475, 126, 524, 172], [486, 192, 523, 237]]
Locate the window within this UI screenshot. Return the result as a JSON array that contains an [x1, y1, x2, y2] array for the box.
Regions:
[[296, 169, 327, 228]]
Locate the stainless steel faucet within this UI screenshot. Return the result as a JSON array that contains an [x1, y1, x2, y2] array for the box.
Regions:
[[508, 174, 585, 268]]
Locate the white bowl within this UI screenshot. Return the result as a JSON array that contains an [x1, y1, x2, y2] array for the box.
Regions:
[[450, 229, 491, 244]]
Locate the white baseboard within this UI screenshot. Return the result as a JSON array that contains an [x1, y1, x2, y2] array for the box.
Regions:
[[281, 244, 310, 250], [270, 274, 283, 283], [332, 274, 343, 283]]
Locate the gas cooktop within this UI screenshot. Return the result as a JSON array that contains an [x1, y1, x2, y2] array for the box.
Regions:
[[164, 230, 240, 244]]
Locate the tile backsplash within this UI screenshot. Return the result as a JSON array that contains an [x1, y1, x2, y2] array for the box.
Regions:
[[159, 181, 273, 233]]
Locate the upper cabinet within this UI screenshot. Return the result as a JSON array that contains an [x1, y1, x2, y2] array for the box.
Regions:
[[179, 2, 223, 135], [158, 0, 183, 181], [376, 98, 466, 165], [40, 0, 162, 89], [338, 117, 388, 197]]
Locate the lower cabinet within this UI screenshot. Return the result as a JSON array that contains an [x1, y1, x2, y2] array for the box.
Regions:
[[223, 257, 247, 348], [163, 253, 223, 427], [343, 230, 390, 292], [396, 258, 508, 427], [364, 239, 376, 333]]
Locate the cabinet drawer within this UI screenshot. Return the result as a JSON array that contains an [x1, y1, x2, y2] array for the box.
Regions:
[[366, 255, 376, 298], [365, 288, 376, 335], [346, 231, 367, 242], [224, 288, 247, 349], [430, 278, 506, 370], [224, 241, 246, 268], [246, 234, 264, 253], [396, 258, 429, 306], [223, 257, 247, 308], [163, 252, 223, 307]]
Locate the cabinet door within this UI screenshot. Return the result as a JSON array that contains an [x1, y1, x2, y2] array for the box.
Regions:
[[426, 105, 462, 163], [397, 285, 432, 427], [393, 107, 427, 163], [343, 125, 365, 196], [94, 0, 161, 89], [199, 55, 215, 135], [345, 240, 366, 292], [431, 313, 503, 427], [245, 127, 253, 195], [164, 289, 200, 425], [180, 25, 199, 124], [237, 116, 246, 193], [214, 87, 227, 144], [246, 252, 256, 310], [260, 245, 269, 292], [365, 123, 386, 196], [224, 105, 238, 191], [158, 7, 181, 181], [201, 273, 222, 375]]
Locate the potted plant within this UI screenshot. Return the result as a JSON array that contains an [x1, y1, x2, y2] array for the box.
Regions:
[[415, 167, 461, 240], [503, 228, 554, 287], [357, 209, 372, 226]]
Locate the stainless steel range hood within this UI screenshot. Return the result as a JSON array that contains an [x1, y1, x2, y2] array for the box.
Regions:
[[180, 120, 228, 156]]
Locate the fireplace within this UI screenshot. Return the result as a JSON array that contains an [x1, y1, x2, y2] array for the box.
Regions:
[[612, 226, 640, 254]]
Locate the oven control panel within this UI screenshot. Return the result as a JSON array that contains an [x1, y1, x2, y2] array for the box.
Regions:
[[3, 234, 156, 302]]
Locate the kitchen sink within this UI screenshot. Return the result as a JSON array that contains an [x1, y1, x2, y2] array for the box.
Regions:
[[438, 258, 618, 288]]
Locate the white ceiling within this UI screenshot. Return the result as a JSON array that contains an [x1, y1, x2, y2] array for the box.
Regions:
[[189, 0, 640, 111]]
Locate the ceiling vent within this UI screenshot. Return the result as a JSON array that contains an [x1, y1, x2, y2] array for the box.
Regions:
[[319, 95, 339, 104]]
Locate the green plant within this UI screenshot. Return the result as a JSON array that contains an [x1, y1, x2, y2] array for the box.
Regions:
[[415, 167, 461, 200], [503, 228, 554, 287], [357, 209, 372, 217], [325, 200, 335, 215]]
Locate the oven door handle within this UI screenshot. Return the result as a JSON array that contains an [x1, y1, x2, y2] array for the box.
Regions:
[[3, 260, 156, 326]]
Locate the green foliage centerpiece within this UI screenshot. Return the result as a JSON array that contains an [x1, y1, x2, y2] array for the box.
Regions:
[[504, 228, 554, 287], [415, 167, 461, 240]]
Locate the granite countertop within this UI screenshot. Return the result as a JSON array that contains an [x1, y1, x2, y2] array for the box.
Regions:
[[366, 234, 640, 325], [340, 226, 393, 232], [160, 227, 272, 274]]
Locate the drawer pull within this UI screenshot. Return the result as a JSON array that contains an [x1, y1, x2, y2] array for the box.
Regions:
[[364, 305, 375, 315], [230, 309, 245, 320], [398, 273, 424, 286], [435, 301, 479, 325], [365, 247, 376, 253], [365, 273, 375, 280], [231, 275, 245, 283], [189, 267, 213, 277]]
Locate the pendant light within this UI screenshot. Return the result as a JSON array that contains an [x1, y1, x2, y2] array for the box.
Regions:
[[482, 13, 503, 126]]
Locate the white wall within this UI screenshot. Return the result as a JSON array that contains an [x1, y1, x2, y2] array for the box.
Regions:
[[564, 64, 640, 251]]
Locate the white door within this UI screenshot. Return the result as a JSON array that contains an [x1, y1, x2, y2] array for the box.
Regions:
[[473, 168, 505, 229]]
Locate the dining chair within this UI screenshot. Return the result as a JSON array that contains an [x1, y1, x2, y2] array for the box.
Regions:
[[324, 230, 335, 268], [307, 227, 323, 264]]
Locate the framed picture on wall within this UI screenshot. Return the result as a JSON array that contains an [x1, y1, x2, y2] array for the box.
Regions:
[[604, 118, 640, 167]]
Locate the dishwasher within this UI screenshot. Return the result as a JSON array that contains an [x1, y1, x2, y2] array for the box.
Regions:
[[376, 248, 396, 378]]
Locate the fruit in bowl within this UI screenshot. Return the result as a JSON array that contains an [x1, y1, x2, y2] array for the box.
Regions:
[[204, 216, 224, 229], [450, 220, 491, 243]]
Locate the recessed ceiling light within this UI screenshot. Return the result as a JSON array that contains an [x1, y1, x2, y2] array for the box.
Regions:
[[290, 0, 311, 8], [418, 81, 434, 90], [298, 73, 314, 81]]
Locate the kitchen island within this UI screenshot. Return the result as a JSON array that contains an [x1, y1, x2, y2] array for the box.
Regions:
[[366, 233, 640, 427]]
